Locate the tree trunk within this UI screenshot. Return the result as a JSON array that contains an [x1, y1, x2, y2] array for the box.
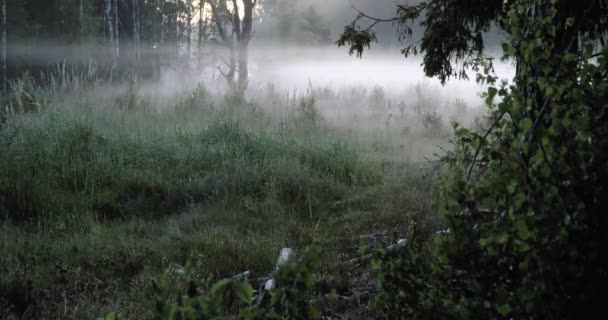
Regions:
[[237, 41, 248, 87], [228, 38, 236, 83], [80, 0, 84, 48], [229, 0, 241, 88], [186, 0, 192, 60], [58, 0, 65, 39], [1, 0, 6, 93], [237, 0, 255, 88], [198, 1, 206, 67], [132, 0, 141, 63], [105, 0, 115, 63], [160, 1, 165, 46], [114, 0, 119, 59], [175, 0, 180, 47], [209, 1, 235, 85], [137, 0, 141, 60]]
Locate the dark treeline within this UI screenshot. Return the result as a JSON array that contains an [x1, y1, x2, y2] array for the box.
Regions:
[[1, 0, 190, 85], [0, 0, 339, 91]]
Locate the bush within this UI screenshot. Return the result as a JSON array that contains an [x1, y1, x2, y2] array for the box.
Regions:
[[372, 1, 607, 318], [0, 75, 47, 125], [0, 114, 379, 222], [102, 245, 336, 320]]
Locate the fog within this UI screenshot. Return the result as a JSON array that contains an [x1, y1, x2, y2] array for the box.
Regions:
[[257, 0, 415, 43], [247, 46, 514, 106], [148, 44, 515, 130], [3, 0, 516, 146]]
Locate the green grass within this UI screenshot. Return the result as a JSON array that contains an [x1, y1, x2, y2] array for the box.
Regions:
[[0, 80, 443, 319], [0, 111, 379, 221]]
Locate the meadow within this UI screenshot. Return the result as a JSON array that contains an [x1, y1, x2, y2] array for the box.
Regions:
[[0, 72, 485, 318]]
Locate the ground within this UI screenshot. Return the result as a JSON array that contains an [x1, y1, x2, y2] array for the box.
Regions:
[[0, 77, 464, 319]]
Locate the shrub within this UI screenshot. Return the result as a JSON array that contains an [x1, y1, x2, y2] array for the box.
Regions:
[[115, 79, 147, 111], [0, 75, 47, 125], [102, 245, 336, 320], [372, 1, 607, 318], [0, 115, 379, 222]]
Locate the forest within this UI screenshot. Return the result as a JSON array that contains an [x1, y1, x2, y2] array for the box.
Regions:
[[1, 0, 607, 319]]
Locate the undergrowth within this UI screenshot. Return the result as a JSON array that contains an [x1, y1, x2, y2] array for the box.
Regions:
[[1, 73, 444, 319], [0, 112, 379, 223]]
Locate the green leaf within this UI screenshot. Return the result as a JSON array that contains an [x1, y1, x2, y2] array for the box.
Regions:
[[303, 270, 314, 286], [515, 219, 533, 240], [99, 312, 119, 320], [486, 87, 498, 105], [210, 279, 232, 297], [455, 127, 469, 138], [520, 118, 533, 132], [270, 289, 283, 306], [497, 304, 512, 316], [233, 281, 255, 304], [497, 233, 509, 244]]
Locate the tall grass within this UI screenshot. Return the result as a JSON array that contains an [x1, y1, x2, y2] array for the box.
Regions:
[[0, 74, 454, 318], [0, 111, 379, 223]]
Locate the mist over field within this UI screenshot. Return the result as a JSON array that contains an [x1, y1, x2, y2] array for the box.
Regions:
[[3, 0, 509, 317], [6, 0, 602, 319]]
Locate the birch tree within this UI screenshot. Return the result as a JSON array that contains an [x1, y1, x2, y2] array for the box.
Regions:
[[58, 0, 65, 38], [236, 0, 256, 87], [105, 0, 115, 62], [160, 0, 166, 46], [208, 0, 236, 83], [132, 0, 141, 62], [186, 0, 192, 59], [208, 0, 257, 89], [198, 0, 209, 67], [1, 0, 6, 93], [114, 0, 119, 59], [79, 0, 84, 48]]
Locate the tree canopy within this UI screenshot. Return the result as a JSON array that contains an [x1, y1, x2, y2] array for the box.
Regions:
[[338, 0, 608, 83]]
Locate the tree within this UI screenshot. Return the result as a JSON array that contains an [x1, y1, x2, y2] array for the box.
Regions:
[[235, 0, 256, 87], [268, 0, 296, 41], [105, 0, 115, 62], [132, 0, 141, 63], [186, 0, 192, 59], [348, 0, 608, 318], [160, 0, 166, 45], [337, 0, 608, 83], [208, 0, 236, 83], [198, 0, 210, 67], [1, 0, 6, 93], [208, 0, 257, 89], [79, 0, 84, 47], [114, 0, 119, 59], [300, 6, 330, 44]]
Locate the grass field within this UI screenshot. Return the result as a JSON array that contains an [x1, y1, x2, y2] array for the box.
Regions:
[[0, 76, 478, 318]]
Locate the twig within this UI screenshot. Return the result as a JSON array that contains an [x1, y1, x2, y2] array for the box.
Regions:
[[232, 270, 250, 280], [349, 2, 399, 31], [216, 67, 228, 78], [467, 111, 506, 182]]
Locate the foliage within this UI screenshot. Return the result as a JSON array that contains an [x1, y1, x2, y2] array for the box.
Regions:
[[371, 0, 608, 318], [115, 78, 147, 111], [299, 6, 331, 44], [339, 0, 608, 83], [1, 77, 447, 318], [335, 25, 377, 58], [0, 75, 47, 124], [103, 245, 336, 320], [268, 0, 297, 41], [294, 92, 321, 126], [0, 113, 379, 222], [370, 238, 454, 319]]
